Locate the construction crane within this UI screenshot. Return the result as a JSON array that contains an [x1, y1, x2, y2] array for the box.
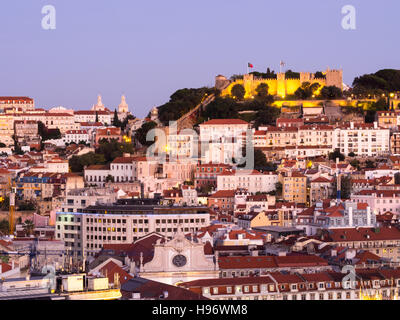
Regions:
[[0, 239, 99, 274], [4, 176, 17, 236]]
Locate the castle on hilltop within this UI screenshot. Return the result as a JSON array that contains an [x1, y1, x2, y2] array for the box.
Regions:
[[216, 68, 343, 98]]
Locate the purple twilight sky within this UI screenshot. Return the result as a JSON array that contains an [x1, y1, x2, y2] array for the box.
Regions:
[[0, 0, 399, 118]]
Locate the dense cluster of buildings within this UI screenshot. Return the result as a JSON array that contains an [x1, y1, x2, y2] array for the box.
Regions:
[[2, 87, 400, 301]]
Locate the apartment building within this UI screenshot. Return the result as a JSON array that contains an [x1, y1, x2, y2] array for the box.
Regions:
[[319, 227, 400, 262], [199, 119, 249, 164], [179, 269, 400, 300], [74, 110, 112, 125], [16, 113, 79, 133], [0, 96, 34, 112], [352, 190, 400, 215], [64, 130, 90, 145], [217, 170, 278, 194], [281, 171, 307, 204], [167, 130, 197, 160], [377, 111, 399, 129], [95, 127, 122, 146], [333, 122, 390, 157], [195, 163, 232, 189], [297, 125, 334, 147], [84, 165, 110, 187]]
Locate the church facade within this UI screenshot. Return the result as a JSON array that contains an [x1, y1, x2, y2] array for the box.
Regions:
[[138, 229, 219, 285]]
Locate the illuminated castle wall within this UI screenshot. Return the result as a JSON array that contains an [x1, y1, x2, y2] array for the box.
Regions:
[[218, 68, 343, 98]]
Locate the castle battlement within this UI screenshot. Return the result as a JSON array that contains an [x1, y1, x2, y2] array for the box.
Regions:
[[218, 67, 343, 98]]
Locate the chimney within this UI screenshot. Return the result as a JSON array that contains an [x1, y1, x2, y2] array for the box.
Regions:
[[350, 122, 354, 129], [348, 206, 353, 227], [373, 121, 378, 129]]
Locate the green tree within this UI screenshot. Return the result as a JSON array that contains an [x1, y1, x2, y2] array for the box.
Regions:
[[254, 106, 280, 128], [38, 121, 61, 141], [295, 82, 320, 100], [157, 87, 215, 125], [254, 149, 268, 169], [255, 83, 269, 99], [231, 84, 246, 100], [275, 182, 283, 197], [69, 152, 106, 173], [23, 220, 35, 236], [350, 159, 360, 170], [105, 174, 114, 183], [96, 140, 134, 163], [134, 121, 157, 147], [113, 109, 122, 127], [201, 97, 239, 120], [285, 70, 300, 79], [365, 160, 375, 169], [319, 86, 342, 100], [329, 150, 345, 161]]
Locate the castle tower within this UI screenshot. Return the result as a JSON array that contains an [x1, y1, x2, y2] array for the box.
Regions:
[[277, 73, 286, 98], [215, 75, 230, 91], [326, 68, 343, 91], [118, 95, 129, 113], [300, 72, 312, 84]]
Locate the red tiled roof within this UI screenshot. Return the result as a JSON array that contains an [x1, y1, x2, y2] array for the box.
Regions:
[[98, 261, 133, 285], [200, 119, 248, 126], [324, 227, 400, 242], [208, 190, 235, 198]]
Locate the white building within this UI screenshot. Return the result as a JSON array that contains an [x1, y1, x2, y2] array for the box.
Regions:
[[333, 122, 390, 157], [110, 157, 136, 183], [55, 206, 210, 257], [84, 165, 110, 187], [64, 130, 90, 145], [182, 185, 198, 206], [217, 169, 278, 194], [199, 119, 249, 164], [352, 190, 400, 215], [61, 188, 118, 213]]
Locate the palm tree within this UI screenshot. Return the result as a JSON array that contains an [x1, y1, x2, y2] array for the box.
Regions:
[[23, 220, 35, 237]]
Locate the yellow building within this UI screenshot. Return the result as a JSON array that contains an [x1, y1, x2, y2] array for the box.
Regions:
[[281, 171, 307, 204], [219, 68, 343, 99]]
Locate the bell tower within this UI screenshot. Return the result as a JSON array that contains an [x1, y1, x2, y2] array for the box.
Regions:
[[118, 95, 129, 113]]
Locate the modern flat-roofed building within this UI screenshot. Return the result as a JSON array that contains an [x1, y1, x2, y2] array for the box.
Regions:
[[55, 204, 210, 258]]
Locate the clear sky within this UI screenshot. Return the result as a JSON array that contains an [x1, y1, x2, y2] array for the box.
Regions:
[[0, 0, 399, 118]]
